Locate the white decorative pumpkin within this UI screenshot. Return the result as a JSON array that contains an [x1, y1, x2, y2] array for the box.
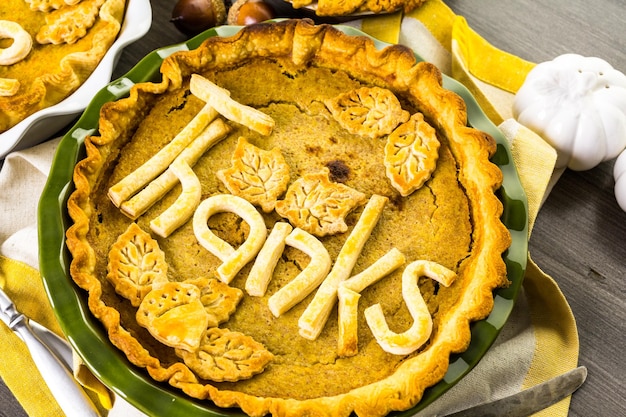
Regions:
[[614, 150, 626, 211], [514, 54, 626, 171]]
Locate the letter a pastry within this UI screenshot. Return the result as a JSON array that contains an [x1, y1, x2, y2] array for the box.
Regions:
[[193, 194, 267, 283]]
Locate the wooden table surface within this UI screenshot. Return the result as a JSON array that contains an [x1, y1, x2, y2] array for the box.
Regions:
[[2, 0, 624, 416]]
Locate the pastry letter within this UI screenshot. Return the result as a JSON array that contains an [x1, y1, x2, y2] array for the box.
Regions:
[[193, 194, 267, 283], [298, 194, 387, 340], [268, 228, 332, 317]]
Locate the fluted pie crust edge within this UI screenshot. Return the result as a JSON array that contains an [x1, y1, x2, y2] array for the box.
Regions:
[[66, 20, 511, 417]]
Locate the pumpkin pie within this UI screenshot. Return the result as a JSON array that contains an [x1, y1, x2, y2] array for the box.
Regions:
[[288, 0, 427, 17], [66, 20, 511, 417], [0, 0, 125, 133]]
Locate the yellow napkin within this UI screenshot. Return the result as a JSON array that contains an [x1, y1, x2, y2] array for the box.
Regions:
[[0, 140, 113, 415], [0, 255, 113, 417], [1, 256, 66, 417], [451, 16, 535, 124], [495, 123, 577, 417], [361, 11, 402, 44], [398, 2, 579, 416]]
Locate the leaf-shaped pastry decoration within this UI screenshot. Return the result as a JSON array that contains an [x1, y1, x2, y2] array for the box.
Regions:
[[384, 113, 440, 196], [107, 223, 169, 307], [177, 327, 273, 382], [184, 277, 244, 327], [325, 86, 410, 139], [36, 0, 105, 45], [25, 0, 81, 12], [216, 137, 290, 213], [275, 168, 367, 237], [136, 282, 210, 352]]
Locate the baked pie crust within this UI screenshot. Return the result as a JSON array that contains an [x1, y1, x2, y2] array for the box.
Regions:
[[217, 137, 291, 213], [106, 222, 169, 307], [325, 86, 410, 139], [0, 0, 125, 133], [289, 0, 427, 17], [67, 20, 511, 417], [136, 281, 211, 352]]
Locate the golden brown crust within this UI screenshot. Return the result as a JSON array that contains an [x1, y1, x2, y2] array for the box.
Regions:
[[106, 222, 169, 307], [0, 0, 124, 133], [136, 281, 210, 352], [217, 137, 290, 213], [325, 86, 410, 139], [275, 168, 367, 237], [184, 276, 244, 327], [384, 112, 440, 196], [66, 20, 511, 417], [36, 0, 105, 45], [290, 0, 427, 16], [176, 327, 274, 382]]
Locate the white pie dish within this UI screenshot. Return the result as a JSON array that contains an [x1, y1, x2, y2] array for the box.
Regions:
[[0, 0, 152, 159]]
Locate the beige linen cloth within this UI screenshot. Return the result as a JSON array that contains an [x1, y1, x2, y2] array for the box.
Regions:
[[0, 1, 578, 416]]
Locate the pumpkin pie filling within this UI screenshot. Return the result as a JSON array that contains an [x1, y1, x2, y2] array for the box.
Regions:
[[67, 20, 510, 416]]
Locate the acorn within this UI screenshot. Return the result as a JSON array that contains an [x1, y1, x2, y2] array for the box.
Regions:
[[171, 0, 227, 37], [227, 0, 276, 26]]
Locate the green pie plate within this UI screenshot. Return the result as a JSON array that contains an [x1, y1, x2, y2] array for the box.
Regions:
[[38, 22, 528, 417]]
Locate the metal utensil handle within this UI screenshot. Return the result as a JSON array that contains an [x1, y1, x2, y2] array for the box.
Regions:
[[442, 366, 587, 417], [13, 316, 100, 417]]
